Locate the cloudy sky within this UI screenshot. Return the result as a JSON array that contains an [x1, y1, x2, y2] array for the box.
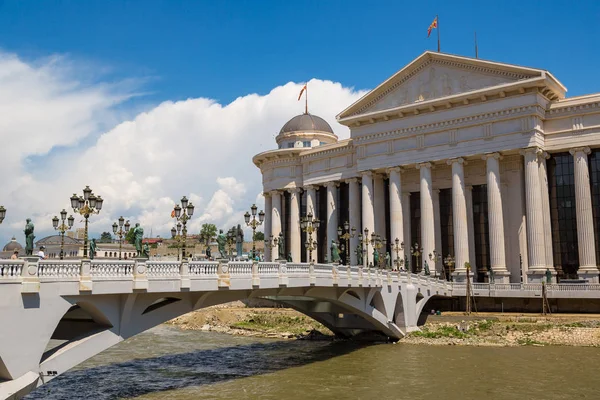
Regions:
[[0, 51, 365, 244]]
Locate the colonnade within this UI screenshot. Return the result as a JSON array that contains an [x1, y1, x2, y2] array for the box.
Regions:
[[263, 147, 598, 283]]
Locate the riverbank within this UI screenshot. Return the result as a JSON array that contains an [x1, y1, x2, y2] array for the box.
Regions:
[[167, 304, 600, 346]]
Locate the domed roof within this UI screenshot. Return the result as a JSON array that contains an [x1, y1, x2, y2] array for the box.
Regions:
[[279, 113, 334, 135], [3, 237, 23, 252]]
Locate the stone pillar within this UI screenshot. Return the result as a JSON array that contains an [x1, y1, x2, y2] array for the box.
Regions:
[[432, 189, 442, 276], [263, 192, 272, 262], [361, 171, 375, 267], [521, 148, 546, 282], [466, 186, 477, 275], [348, 178, 361, 266], [388, 167, 404, 267], [374, 173, 386, 238], [289, 188, 301, 263], [305, 185, 318, 262], [417, 163, 435, 274], [538, 152, 556, 277], [483, 153, 510, 283], [571, 147, 599, 282], [326, 182, 338, 263], [402, 193, 411, 270], [271, 190, 282, 261], [447, 158, 470, 282]]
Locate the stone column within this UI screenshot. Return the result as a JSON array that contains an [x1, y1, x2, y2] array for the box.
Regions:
[[263, 192, 272, 262], [374, 173, 386, 238], [433, 189, 442, 276], [538, 152, 556, 277], [388, 167, 404, 267], [521, 148, 546, 282], [305, 185, 318, 262], [361, 171, 375, 267], [271, 190, 282, 261], [466, 186, 477, 275], [447, 158, 470, 281], [402, 193, 411, 270], [289, 188, 301, 263], [326, 182, 338, 263], [483, 153, 510, 283], [348, 178, 361, 266], [417, 163, 435, 274], [570, 147, 599, 282]]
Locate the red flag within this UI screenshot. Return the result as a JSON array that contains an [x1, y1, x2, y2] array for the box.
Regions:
[[427, 17, 438, 38], [171, 209, 176, 218], [298, 84, 307, 101]]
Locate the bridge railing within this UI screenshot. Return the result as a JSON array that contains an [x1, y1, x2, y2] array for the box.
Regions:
[[188, 261, 218, 275], [146, 261, 180, 278], [0, 260, 24, 279], [38, 260, 80, 280], [90, 260, 134, 279]]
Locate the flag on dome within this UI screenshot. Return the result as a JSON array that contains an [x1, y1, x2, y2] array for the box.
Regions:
[[427, 16, 438, 38], [298, 84, 307, 101]]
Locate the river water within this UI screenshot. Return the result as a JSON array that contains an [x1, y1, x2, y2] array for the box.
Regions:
[[25, 325, 599, 400]]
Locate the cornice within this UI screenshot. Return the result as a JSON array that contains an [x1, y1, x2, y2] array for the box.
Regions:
[[299, 141, 353, 160], [354, 105, 545, 145], [546, 100, 600, 118]]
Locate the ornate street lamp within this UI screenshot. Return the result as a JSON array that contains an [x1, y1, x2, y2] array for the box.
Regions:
[[357, 228, 371, 267], [171, 196, 194, 261], [410, 242, 423, 274], [429, 250, 442, 279], [392, 238, 405, 271], [71, 186, 103, 259], [244, 204, 265, 258], [444, 254, 455, 281], [300, 209, 320, 263], [112, 217, 130, 260], [52, 209, 74, 260], [0, 206, 6, 224], [337, 221, 356, 265]]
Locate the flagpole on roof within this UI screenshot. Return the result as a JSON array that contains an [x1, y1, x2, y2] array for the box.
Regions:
[[437, 15, 440, 52], [475, 31, 479, 58], [305, 83, 308, 114]]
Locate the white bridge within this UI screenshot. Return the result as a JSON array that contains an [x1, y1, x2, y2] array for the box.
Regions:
[[1, 258, 600, 399]]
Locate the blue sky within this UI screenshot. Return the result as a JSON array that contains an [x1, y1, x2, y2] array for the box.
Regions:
[[1, 0, 598, 105]]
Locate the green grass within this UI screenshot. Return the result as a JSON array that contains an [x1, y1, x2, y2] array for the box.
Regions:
[[230, 313, 328, 335], [412, 325, 469, 339], [476, 320, 494, 331]]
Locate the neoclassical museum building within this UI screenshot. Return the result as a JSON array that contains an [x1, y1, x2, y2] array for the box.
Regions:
[[253, 52, 600, 284]]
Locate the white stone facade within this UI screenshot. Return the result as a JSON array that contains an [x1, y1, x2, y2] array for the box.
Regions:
[[253, 52, 600, 284]]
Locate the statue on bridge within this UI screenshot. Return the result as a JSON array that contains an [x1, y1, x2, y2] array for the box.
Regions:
[[217, 229, 227, 258], [287, 252, 292, 262], [372, 249, 379, 268], [386, 252, 391, 270], [545, 268, 552, 284], [236, 224, 244, 256], [277, 232, 285, 260], [89, 238, 97, 260], [330, 240, 340, 264], [356, 244, 363, 266], [133, 223, 144, 257], [143, 242, 150, 259], [24, 218, 35, 256], [423, 260, 430, 276]]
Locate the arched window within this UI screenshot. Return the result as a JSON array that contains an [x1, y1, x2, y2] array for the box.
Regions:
[[104, 252, 107, 257]]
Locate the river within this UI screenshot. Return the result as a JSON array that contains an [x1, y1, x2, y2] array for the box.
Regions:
[[25, 325, 599, 399]]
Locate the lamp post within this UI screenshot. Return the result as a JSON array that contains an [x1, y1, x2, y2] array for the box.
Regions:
[[52, 209, 74, 260], [300, 210, 320, 262], [170, 223, 183, 261], [357, 228, 371, 267], [370, 233, 387, 269], [429, 250, 442, 279], [70, 186, 104, 259], [244, 204, 265, 259], [112, 217, 130, 260], [392, 238, 405, 271], [410, 242, 423, 273], [172, 196, 195, 261], [337, 221, 356, 265], [444, 254, 455, 281], [0, 206, 6, 224]]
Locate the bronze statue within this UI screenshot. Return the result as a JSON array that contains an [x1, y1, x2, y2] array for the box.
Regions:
[[287, 252, 292, 262], [277, 232, 285, 260], [424, 260, 430, 276], [89, 238, 97, 260], [356, 245, 363, 266], [236, 224, 244, 256], [133, 223, 144, 257], [330, 240, 340, 263], [216, 229, 226, 258], [143, 242, 150, 259], [372, 249, 379, 268], [24, 218, 35, 256], [545, 268, 552, 284], [385, 252, 391, 269]]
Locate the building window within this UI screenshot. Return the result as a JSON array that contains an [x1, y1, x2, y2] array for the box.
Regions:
[[439, 188, 454, 280], [287, 142, 294, 148], [410, 192, 421, 273], [303, 141, 311, 148], [549, 153, 579, 279], [319, 141, 326, 146], [472, 185, 490, 282], [590, 150, 600, 266]]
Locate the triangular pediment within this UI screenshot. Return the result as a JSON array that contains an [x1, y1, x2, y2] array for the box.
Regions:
[[337, 52, 550, 120]]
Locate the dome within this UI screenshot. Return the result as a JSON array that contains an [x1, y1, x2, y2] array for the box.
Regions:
[[3, 237, 23, 252], [279, 113, 334, 135]]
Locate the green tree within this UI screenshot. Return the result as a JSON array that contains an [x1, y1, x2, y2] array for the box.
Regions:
[[98, 232, 113, 243], [125, 228, 135, 244], [254, 231, 264, 241], [199, 223, 218, 245]]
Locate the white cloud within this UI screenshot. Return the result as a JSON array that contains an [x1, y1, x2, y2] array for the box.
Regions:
[[0, 51, 367, 245]]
